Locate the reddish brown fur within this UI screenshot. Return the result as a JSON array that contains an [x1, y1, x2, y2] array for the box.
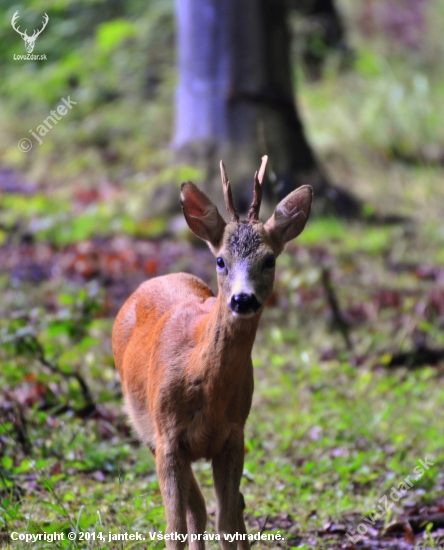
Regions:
[[112, 163, 312, 550]]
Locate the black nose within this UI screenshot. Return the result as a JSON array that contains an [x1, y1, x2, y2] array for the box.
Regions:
[[230, 293, 261, 314]]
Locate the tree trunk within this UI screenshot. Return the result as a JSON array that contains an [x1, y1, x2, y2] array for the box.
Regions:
[[173, 0, 329, 214]]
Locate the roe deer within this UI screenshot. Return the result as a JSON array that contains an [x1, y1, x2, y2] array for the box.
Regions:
[[112, 156, 312, 549]]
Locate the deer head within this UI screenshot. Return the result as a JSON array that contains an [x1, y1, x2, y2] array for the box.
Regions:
[[12, 11, 49, 54], [181, 156, 313, 317]]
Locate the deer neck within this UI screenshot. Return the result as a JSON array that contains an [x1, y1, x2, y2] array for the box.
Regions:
[[194, 293, 261, 380]]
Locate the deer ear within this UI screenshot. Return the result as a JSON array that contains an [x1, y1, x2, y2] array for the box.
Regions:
[[180, 181, 227, 249], [264, 186, 313, 251]]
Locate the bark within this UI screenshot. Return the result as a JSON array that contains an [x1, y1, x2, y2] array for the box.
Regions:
[[173, 0, 329, 214]]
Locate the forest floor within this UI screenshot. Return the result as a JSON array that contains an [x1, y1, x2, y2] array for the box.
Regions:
[[1, 141, 444, 550]]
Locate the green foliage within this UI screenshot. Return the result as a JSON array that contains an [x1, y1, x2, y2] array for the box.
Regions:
[[96, 19, 137, 52]]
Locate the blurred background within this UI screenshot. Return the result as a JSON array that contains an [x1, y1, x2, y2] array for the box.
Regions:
[[1, 1, 444, 548]]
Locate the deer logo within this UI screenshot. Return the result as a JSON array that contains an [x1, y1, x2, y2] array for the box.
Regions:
[[11, 11, 49, 54]]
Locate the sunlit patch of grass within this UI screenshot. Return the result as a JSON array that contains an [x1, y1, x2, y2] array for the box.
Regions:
[[247, 341, 444, 530]]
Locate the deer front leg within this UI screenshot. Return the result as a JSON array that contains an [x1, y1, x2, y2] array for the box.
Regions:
[[212, 429, 250, 550], [156, 440, 191, 550], [187, 471, 207, 550], [236, 492, 250, 550]]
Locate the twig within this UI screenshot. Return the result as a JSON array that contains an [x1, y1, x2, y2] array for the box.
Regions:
[[251, 515, 268, 546], [25, 334, 96, 411], [12, 405, 32, 455], [386, 345, 444, 369], [321, 267, 352, 350]]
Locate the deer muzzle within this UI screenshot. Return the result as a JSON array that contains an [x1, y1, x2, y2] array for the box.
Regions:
[[230, 293, 261, 315]]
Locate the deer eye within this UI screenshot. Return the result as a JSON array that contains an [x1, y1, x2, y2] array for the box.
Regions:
[[216, 257, 225, 269], [264, 255, 276, 269]]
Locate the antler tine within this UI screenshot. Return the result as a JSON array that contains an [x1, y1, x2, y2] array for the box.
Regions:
[[11, 11, 27, 38], [220, 160, 239, 222], [248, 155, 268, 221], [257, 154, 268, 185], [32, 13, 49, 38]]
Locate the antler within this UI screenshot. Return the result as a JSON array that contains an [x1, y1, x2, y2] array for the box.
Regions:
[[248, 155, 268, 222], [220, 160, 239, 223], [32, 13, 49, 39], [11, 11, 27, 38]]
